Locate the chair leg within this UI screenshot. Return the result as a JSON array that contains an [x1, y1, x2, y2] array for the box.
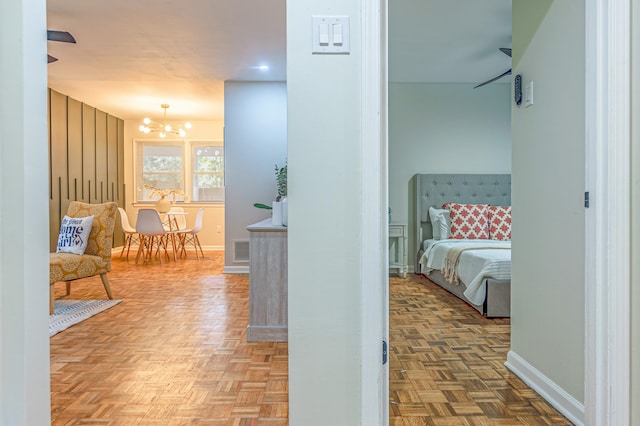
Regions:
[[168, 233, 177, 261], [121, 233, 134, 260], [189, 234, 198, 259], [65, 281, 71, 295], [100, 273, 114, 299], [125, 235, 133, 260], [120, 234, 131, 258], [50, 285, 55, 315], [195, 234, 205, 259], [136, 235, 149, 264], [158, 234, 173, 262], [177, 233, 187, 258], [189, 234, 204, 260], [152, 236, 163, 264]]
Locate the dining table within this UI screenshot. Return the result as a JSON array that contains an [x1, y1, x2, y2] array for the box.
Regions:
[[161, 210, 188, 232]]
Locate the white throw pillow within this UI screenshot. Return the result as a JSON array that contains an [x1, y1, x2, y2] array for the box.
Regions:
[[56, 215, 94, 255], [428, 207, 451, 240]]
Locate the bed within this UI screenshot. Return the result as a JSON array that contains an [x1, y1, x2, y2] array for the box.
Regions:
[[413, 174, 511, 317]]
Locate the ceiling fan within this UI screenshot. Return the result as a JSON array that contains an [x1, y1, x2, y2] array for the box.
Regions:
[[473, 47, 511, 89], [47, 30, 76, 63]]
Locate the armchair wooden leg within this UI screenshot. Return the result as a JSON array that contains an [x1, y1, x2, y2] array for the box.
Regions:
[[50, 285, 55, 315], [100, 274, 114, 299]]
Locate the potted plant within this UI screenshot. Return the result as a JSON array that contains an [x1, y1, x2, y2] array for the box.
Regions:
[[275, 162, 287, 200], [253, 160, 287, 226], [275, 162, 287, 226]]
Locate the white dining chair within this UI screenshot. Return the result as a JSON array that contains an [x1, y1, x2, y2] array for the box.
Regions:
[[165, 206, 187, 231], [118, 207, 139, 260], [135, 209, 175, 264], [176, 208, 205, 260]]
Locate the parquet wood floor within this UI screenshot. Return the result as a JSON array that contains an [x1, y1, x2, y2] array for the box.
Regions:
[[389, 274, 573, 426], [50, 251, 571, 425], [50, 251, 288, 425]]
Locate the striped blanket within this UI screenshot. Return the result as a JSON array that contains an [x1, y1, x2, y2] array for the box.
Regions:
[[443, 246, 511, 285], [419, 239, 511, 304]]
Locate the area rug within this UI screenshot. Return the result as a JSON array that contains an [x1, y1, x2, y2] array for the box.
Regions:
[[49, 299, 122, 337]]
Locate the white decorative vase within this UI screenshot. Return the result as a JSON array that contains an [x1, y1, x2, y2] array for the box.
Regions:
[[155, 196, 171, 213], [271, 201, 283, 226], [281, 197, 288, 226]]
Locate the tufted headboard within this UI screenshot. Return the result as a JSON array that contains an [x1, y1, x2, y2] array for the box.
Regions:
[[413, 174, 511, 272]]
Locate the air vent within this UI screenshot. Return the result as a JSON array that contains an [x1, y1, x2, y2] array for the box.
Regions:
[[233, 239, 250, 263]]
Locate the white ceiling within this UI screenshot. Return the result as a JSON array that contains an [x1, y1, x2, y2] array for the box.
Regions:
[[46, 0, 511, 122], [389, 0, 512, 83]]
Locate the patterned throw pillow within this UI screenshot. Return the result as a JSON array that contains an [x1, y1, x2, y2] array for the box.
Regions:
[[448, 203, 490, 239], [488, 205, 512, 240], [56, 215, 94, 255]]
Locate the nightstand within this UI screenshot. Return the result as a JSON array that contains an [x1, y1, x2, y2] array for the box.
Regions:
[[389, 223, 408, 278]]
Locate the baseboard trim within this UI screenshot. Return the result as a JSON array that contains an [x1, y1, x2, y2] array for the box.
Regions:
[[223, 266, 249, 274], [505, 350, 584, 426]]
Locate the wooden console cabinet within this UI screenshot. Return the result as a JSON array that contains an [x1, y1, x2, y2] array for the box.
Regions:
[[246, 219, 288, 342]]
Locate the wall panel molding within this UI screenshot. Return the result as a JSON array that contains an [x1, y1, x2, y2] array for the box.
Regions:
[[48, 89, 125, 250]]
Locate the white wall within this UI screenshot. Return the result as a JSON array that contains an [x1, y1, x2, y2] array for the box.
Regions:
[[0, 0, 51, 422], [123, 120, 225, 249], [389, 82, 511, 267], [287, 0, 376, 423], [223, 81, 287, 271], [510, 0, 585, 406]]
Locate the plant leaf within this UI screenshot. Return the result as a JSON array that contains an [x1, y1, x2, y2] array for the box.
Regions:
[[253, 203, 272, 210]]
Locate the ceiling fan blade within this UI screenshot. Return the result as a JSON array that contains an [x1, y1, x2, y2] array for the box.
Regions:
[[473, 69, 512, 89], [47, 30, 76, 44], [48, 54, 59, 63], [499, 48, 512, 57]]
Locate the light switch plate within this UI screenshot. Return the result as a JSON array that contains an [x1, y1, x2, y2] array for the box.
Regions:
[[312, 16, 350, 54], [524, 81, 534, 107]]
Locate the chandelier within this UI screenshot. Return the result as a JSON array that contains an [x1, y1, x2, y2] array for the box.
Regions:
[[139, 104, 192, 138]]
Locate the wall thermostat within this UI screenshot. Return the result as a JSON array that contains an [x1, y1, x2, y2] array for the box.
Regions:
[[514, 74, 522, 106]]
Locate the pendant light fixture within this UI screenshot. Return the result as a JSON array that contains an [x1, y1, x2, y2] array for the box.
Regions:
[[139, 104, 192, 138]]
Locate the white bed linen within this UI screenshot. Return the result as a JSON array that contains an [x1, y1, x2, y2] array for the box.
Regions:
[[419, 239, 511, 305]]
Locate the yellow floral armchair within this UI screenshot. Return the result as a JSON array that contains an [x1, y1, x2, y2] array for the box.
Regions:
[[49, 201, 118, 314]]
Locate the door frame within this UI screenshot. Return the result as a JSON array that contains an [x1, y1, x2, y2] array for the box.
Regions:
[[584, 0, 631, 424], [361, 0, 389, 424]]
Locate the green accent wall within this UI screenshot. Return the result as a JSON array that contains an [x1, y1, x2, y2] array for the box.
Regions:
[[511, 0, 553, 67], [48, 89, 125, 251]]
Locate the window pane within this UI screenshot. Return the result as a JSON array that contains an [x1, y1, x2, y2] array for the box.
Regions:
[[137, 144, 185, 202], [192, 146, 224, 202]]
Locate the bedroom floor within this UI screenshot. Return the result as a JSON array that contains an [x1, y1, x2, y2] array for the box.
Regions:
[[389, 273, 573, 425], [49, 250, 571, 425]]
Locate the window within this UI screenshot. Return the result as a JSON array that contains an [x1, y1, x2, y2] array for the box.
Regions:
[[135, 140, 224, 203], [192, 145, 224, 202]]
